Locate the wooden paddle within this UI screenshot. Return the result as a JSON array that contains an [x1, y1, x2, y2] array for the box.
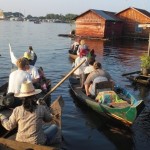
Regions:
[[122, 71, 141, 76], [42, 59, 86, 100]]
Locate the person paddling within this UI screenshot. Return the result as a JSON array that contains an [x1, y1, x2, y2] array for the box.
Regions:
[[0, 81, 58, 145]]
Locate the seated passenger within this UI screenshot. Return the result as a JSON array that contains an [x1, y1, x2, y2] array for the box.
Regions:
[[0, 58, 32, 108], [80, 57, 95, 88], [0, 81, 58, 145], [84, 62, 112, 97], [74, 49, 88, 77], [69, 39, 80, 54], [25, 58, 40, 84]]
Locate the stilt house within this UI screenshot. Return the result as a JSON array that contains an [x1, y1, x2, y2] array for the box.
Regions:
[[74, 9, 123, 39], [116, 7, 150, 39]]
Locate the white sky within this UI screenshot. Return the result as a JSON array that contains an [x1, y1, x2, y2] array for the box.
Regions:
[[0, 0, 149, 17]]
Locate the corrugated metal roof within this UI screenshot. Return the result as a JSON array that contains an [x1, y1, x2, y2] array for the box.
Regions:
[[91, 9, 120, 21], [134, 7, 150, 18]]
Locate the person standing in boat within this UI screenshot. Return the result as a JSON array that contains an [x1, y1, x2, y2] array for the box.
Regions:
[[27, 46, 37, 66], [84, 62, 112, 97], [0, 81, 58, 145], [76, 40, 89, 56], [73, 49, 88, 87]]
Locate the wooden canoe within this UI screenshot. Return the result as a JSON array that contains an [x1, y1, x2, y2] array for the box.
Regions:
[[122, 71, 150, 86], [0, 95, 64, 150], [69, 77, 144, 126], [126, 74, 150, 86]]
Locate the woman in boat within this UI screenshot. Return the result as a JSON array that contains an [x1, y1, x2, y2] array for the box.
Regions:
[[0, 81, 58, 145], [84, 62, 112, 97], [76, 40, 89, 56]]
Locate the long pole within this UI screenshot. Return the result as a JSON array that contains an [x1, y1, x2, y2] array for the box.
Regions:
[[43, 59, 86, 100]]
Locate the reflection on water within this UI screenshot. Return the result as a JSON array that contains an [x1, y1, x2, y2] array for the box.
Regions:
[[132, 105, 150, 150], [0, 21, 150, 150], [70, 90, 134, 150]]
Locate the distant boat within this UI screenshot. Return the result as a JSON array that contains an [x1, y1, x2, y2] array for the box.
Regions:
[[34, 20, 41, 24]]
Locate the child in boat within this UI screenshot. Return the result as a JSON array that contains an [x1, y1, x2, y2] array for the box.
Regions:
[[0, 81, 58, 145]]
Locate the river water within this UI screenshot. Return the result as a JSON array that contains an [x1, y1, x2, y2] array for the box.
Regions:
[[0, 21, 150, 150]]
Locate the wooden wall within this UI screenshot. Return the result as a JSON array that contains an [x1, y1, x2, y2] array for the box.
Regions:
[[116, 8, 150, 38], [104, 21, 123, 38], [75, 11, 106, 38]]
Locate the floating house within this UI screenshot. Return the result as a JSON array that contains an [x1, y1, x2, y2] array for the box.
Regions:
[[116, 7, 150, 39], [0, 10, 5, 20], [74, 9, 123, 39]]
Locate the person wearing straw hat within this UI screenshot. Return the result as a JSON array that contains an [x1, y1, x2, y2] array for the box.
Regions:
[[0, 81, 58, 145]]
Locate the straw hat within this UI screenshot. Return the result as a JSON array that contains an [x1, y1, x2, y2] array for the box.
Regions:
[[23, 52, 32, 60], [15, 81, 41, 98]]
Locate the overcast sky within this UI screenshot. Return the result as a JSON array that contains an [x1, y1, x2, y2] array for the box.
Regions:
[[0, 0, 149, 17]]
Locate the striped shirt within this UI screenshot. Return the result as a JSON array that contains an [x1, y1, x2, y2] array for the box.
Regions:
[[1, 105, 52, 145]]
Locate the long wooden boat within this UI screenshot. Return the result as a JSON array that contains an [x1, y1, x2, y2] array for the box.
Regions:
[[0, 86, 64, 150], [122, 71, 150, 86], [126, 74, 150, 86], [69, 77, 144, 126]]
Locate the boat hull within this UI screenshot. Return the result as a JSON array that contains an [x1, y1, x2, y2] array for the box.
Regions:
[[0, 96, 64, 149], [69, 77, 144, 125], [68, 52, 78, 60]]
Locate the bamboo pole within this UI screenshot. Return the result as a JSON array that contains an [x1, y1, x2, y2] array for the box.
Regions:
[[43, 59, 86, 100]]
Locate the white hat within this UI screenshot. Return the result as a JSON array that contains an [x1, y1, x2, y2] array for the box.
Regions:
[[15, 81, 41, 98]]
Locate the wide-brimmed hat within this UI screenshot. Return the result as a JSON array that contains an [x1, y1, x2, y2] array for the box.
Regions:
[[23, 52, 32, 60], [15, 81, 41, 98]]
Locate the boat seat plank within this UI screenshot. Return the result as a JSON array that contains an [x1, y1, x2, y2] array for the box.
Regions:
[[95, 81, 114, 96]]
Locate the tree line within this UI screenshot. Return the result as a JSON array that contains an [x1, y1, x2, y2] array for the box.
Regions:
[[4, 12, 78, 21]]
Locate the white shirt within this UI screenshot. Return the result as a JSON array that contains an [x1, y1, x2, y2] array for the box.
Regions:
[[27, 65, 40, 80], [8, 70, 32, 94], [74, 56, 88, 75], [90, 76, 108, 96], [84, 65, 94, 74]]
